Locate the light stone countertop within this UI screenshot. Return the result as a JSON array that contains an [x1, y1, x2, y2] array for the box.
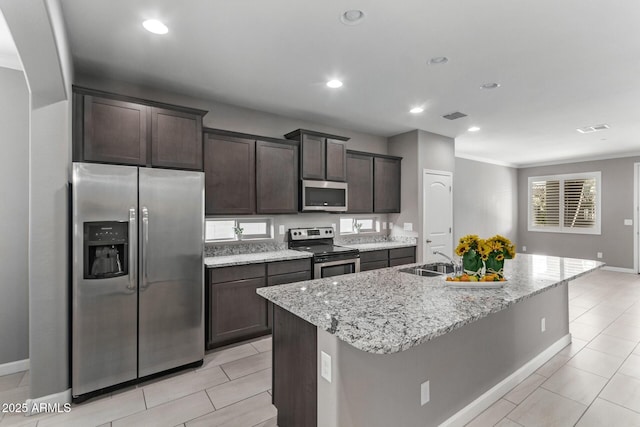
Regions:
[[257, 254, 603, 354], [205, 250, 313, 268], [340, 241, 416, 252]]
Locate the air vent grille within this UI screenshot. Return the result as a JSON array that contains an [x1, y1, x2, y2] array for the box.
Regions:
[[442, 111, 467, 120], [577, 124, 610, 134]]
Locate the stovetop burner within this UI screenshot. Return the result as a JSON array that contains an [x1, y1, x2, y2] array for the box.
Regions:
[[287, 227, 359, 259]]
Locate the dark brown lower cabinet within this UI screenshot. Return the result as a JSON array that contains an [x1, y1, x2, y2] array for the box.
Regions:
[[389, 246, 416, 267], [206, 258, 312, 350], [360, 249, 389, 271], [273, 305, 317, 427], [207, 265, 269, 349], [359, 247, 416, 272]]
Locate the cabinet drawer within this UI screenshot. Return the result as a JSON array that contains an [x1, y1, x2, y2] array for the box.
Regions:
[[389, 247, 415, 259], [268, 270, 312, 286], [360, 250, 388, 263], [389, 256, 416, 267], [360, 260, 389, 272], [209, 263, 265, 284], [267, 259, 311, 276]]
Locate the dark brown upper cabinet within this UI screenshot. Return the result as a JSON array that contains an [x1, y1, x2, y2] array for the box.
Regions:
[[204, 134, 256, 215], [73, 86, 207, 170], [346, 151, 374, 213], [151, 107, 203, 170], [256, 140, 298, 214], [374, 156, 401, 213], [203, 128, 301, 216], [285, 129, 349, 182], [82, 95, 148, 166]]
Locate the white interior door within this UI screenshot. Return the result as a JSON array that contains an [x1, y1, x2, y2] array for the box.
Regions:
[[423, 170, 453, 263]]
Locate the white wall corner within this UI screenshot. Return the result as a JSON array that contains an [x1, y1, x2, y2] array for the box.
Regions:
[[0, 358, 29, 376]]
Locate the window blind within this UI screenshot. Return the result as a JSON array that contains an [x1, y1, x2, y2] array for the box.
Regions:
[[563, 178, 597, 229], [530, 180, 560, 227]]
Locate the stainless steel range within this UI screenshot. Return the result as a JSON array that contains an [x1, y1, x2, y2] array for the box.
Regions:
[[288, 227, 360, 278]]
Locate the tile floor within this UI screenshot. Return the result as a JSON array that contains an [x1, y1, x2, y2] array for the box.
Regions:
[[0, 269, 639, 426]]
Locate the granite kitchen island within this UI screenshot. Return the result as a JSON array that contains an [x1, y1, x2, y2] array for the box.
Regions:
[[257, 254, 602, 427]]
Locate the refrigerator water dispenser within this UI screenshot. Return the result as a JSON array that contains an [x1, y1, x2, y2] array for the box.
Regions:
[[84, 221, 128, 279]]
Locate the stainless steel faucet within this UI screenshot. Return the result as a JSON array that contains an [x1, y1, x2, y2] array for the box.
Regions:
[[433, 250, 462, 275]]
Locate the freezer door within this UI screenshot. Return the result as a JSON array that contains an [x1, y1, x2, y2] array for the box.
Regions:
[[71, 163, 138, 397], [138, 168, 205, 377]]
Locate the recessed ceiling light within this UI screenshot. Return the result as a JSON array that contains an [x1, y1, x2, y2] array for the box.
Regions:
[[427, 56, 449, 65], [409, 107, 424, 114], [143, 19, 168, 35], [480, 82, 500, 90], [468, 126, 481, 132], [326, 79, 343, 88], [341, 10, 365, 25]]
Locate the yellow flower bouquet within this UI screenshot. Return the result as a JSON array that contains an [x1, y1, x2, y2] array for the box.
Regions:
[[478, 235, 516, 278], [452, 234, 516, 280], [455, 234, 483, 277]]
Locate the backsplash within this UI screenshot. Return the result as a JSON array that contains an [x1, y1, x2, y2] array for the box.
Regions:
[[205, 242, 286, 257], [205, 235, 417, 257]]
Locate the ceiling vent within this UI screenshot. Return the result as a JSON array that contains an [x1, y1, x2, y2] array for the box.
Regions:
[[442, 111, 467, 120], [577, 124, 610, 134]]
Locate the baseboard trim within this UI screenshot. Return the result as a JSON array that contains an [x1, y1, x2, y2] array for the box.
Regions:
[[602, 266, 636, 274], [0, 358, 29, 376], [440, 333, 572, 427], [25, 389, 72, 416]]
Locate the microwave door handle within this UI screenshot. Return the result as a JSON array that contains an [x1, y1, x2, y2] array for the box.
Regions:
[[127, 208, 137, 291]]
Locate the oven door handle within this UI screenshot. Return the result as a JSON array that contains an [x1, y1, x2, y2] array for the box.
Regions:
[[314, 258, 361, 278]]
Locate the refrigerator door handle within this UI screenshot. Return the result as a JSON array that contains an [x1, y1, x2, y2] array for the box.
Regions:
[[141, 206, 149, 290], [128, 208, 137, 291]]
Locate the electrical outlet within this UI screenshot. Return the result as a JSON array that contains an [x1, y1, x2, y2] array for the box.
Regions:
[[624, 219, 633, 226], [541, 317, 546, 332], [404, 223, 413, 231], [389, 222, 394, 230], [278, 225, 285, 235], [331, 223, 336, 231], [421, 380, 430, 405], [522, 246, 527, 252], [597, 252, 603, 259], [382, 222, 387, 230], [321, 351, 332, 383]]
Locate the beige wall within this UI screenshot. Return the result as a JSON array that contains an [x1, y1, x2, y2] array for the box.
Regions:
[[454, 157, 518, 244], [0, 67, 29, 365], [518, 156, 640, 270]]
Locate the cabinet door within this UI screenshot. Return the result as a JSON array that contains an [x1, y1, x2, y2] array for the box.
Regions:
[[325, 139, 347, 182], [204, 135, 256, 215], [300, 134, 325, 180], [374, 157, 401, 213], [83, 96, 147, 165], [256, 141, 298, 213], [346, 152, 374, 213], [151, 107, 202, 170], [208, 277, 268, 347]]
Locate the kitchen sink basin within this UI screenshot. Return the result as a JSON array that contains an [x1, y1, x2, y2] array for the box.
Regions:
[[399, 262, 455, 277]]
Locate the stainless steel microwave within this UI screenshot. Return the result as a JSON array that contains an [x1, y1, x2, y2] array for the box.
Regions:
[[301, 180, 348, 212]]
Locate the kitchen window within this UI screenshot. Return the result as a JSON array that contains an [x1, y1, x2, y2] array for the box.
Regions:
[[340, 217, 378, 234], [528, 172, 601, 234], [205, 218, 273, 242]]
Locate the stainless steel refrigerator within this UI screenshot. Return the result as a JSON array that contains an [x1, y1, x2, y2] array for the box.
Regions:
[[71, 162, 204, 399]]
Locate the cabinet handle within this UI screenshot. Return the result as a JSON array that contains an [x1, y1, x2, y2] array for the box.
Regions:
[[426, 239, 432, 243]]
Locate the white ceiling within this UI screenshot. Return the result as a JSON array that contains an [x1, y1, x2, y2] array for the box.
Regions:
[[58, 0, 640, 167], [0, 9, 20, 70]]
